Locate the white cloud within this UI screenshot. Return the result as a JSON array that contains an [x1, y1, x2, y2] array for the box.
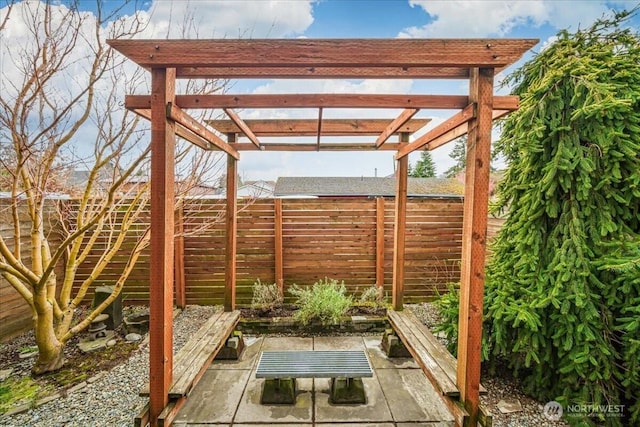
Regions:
[[400, 0, 614, 38], [252, 78, 414, 95], [136, 0, 315, 39]]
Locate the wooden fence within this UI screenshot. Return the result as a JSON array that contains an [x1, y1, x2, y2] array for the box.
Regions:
[[75, 197, 465, 305], [2, 196, 472, 340]]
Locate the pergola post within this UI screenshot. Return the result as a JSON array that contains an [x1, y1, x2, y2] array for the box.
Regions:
[[456, 67, 494, 425], [149, 67, 176, 426], [224, 133, 238, 312], [392, 133, 409, 311]]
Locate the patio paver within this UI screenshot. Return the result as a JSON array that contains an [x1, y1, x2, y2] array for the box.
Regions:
[[174, 335, 456, 426]]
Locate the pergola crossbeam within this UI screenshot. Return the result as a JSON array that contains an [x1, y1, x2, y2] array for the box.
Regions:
[[229, 142, 403, 151], [207, 118, 431, 136], [166, 103, 240, 159], [396, 103, 476, 159], [176, 66, 472, 79], [126, 94, 519, 110], [107, 38, 538, 71]]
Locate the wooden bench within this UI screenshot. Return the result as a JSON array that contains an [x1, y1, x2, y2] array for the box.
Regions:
[[256, 350, 373, 404], [388, 309, 487, 397], [388, 309, 491, 427], [136, 310, 240, 427]]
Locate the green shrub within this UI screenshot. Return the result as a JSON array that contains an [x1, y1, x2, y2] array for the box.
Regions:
[[251, 279, 283, 310], [433, 283, 460, 355], [290, 278, 352, 325], [358, 285, 386, 306], [434, 283, 490, 361], [435, 13, 640, 426]]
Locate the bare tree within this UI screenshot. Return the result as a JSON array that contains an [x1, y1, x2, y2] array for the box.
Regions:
[[0, 1, 227, 374]]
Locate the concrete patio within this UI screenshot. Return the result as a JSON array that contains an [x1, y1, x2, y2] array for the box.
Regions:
[[172, 335, 455, 426]]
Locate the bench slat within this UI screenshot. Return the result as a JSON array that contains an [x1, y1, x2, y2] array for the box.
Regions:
[[170, 311, 224, 376], [139, 310, 240, 397], [256, 350, 373, 379], [388, 310, 459, 396], [397, 310, 488, 395], [170, 311, 240, 398]]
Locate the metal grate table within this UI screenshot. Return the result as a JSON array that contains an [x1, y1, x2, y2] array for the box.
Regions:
[[256, 350, 373, 379], [255, 350, 373, 405]]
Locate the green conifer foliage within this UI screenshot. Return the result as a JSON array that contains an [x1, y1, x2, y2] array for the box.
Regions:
[[485, 12, 640, 425], [409, 150, 437, 177], [444, 136, 467, 178]]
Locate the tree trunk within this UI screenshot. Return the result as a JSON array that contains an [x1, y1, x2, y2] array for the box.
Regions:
[[32, 290, 65, 375]]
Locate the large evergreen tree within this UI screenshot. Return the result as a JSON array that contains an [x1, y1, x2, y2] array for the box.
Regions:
[[483, 12, 640, 425], [444, 136, 466, 178], [409, 150, 436, 177]]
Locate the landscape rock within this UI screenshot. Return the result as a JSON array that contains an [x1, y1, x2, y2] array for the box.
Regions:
[[497, 398, 523, 414], [18, 350, 37, 359], [0, 368, 14, 381], [125, 333, 142, 342]]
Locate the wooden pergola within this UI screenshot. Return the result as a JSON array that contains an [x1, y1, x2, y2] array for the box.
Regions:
[[107, 38, 537, 427]]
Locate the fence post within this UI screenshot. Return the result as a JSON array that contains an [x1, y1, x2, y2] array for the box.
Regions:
[[174, 206, 186, 309], [274, 198, 284, 293], [375, 197, 385, 291]]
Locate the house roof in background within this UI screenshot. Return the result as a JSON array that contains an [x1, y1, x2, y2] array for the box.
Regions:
[[274, 177, 464, 198]]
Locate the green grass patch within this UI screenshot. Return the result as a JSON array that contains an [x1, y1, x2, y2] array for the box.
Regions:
[[0, 376, 52, 415]]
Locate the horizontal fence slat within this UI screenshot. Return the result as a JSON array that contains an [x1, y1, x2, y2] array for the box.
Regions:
[[1, 196, 499, 340]]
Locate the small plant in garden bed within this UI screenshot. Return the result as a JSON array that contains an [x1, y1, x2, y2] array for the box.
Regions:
[[290, 277, 353, 325], [358, 285, 387, 306], [250, 279, 284, 313]]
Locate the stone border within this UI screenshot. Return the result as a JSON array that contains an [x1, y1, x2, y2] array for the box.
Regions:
[[238, 315, 389, 335]]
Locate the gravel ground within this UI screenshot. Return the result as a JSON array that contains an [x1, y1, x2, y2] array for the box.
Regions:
[[0, 305, 219, 427], [1, 303, 568, 426]]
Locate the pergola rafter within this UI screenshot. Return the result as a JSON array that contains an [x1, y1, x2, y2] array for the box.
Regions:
[[166, 103, 240, 159], [376, 108, 419, 148], [108, 37, 537, 427], [223, 108, 262, 149], [316, 108, 323, 150]]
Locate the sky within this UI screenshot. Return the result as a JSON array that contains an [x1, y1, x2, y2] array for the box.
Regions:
[[2, 0, 639, 183]]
